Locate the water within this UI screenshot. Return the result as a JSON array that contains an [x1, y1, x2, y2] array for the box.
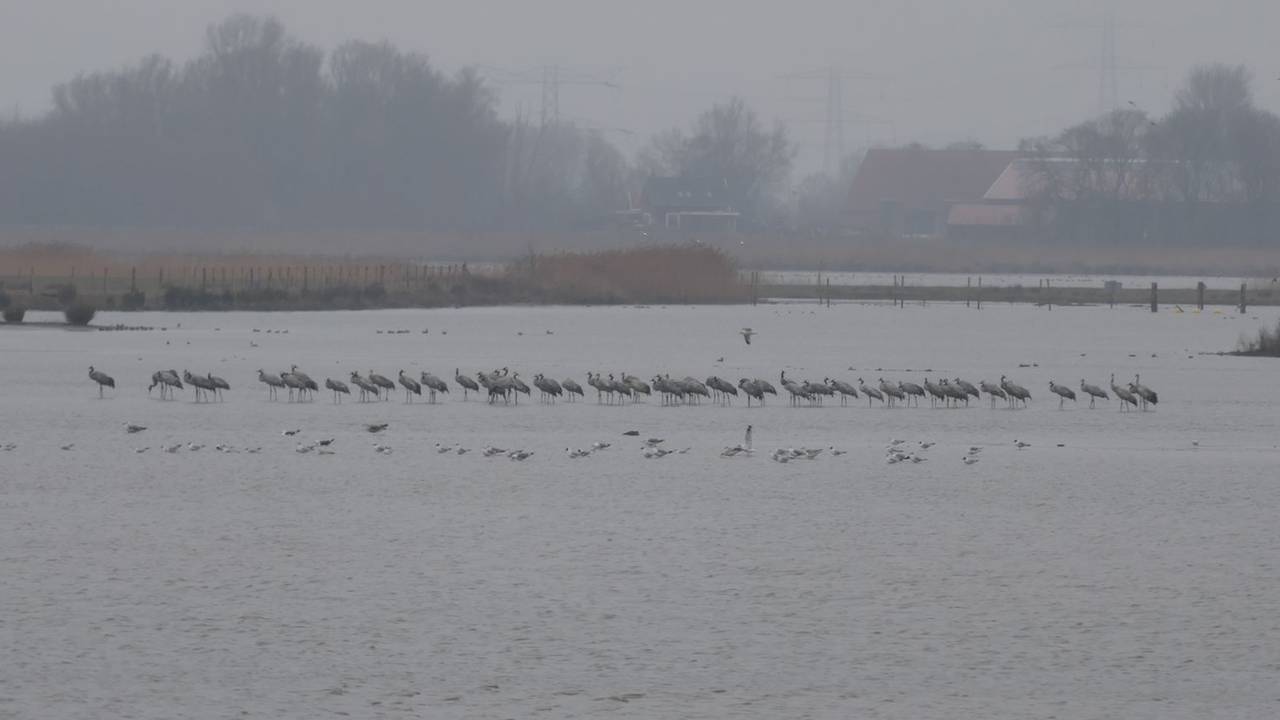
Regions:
[[3, 303, 1279, 719]]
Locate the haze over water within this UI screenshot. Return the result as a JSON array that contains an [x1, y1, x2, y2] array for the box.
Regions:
[[2, 302, 1278, 718]]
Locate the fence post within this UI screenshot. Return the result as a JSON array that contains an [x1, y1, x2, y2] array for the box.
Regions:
[[966, 276, 971, 307], [1240, 282, 1247, 314], [1150, 282, 1158, 313], [1197, 281, 1205, 311], [976, 276, 982, 309], [826, 279, 831, 307]]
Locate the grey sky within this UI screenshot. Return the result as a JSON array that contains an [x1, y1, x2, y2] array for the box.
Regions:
[[4, 0, 1278, 174]]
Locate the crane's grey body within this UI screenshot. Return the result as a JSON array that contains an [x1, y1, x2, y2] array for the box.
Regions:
[[455, 368, 480, 400], [398, 370, 422, 403], [1080, 379, 1109, 408], [858, 378, 884, 407], [325, 377, 351, 403], [1049, 380, 1077, 409], [88, 366, 115, 398], [1000, 375, 1031, 408], [1111, 373, 1139, 411], [979, 380, 1007, 407], [367, 371, 394, 401]]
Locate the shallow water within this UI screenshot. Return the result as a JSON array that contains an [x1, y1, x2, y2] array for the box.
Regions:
[[3, 303, 1279, 719]]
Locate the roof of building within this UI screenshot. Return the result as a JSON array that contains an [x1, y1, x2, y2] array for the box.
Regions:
[[641, 176, 733, 210], [847, 148, 1020, 218]]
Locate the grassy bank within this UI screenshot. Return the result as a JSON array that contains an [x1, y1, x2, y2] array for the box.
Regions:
[[7, 226, 1280, 276], [0, 243, 746, 312], [761, 282, 1277, 308]]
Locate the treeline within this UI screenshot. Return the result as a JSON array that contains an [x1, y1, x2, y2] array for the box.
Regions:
[[0, 15, 633, 233], [0, 15, 798, 237], [1020, 64, 1280, 246]]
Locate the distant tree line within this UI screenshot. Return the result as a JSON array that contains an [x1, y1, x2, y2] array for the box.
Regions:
[[0, 14, 796, 237], [1020, 64, 1280, 246]]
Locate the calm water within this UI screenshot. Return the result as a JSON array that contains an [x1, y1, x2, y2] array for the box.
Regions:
[[3, 303, 1279, 719]]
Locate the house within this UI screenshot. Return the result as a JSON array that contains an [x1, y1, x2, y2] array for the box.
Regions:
[[640, 176, 739, 232], [846, 148, 1019, 238]]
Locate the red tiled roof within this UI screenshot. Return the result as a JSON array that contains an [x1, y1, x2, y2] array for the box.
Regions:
[[847, 148, 1020, 217]]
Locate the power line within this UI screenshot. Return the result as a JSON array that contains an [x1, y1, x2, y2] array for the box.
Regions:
[[780, 66, 884, 176], [478, 64, 620, 128], [1051, 12, 1164, 117]]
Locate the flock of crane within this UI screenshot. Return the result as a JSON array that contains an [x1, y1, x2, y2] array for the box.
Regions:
[[88, 365, 1161, 411]]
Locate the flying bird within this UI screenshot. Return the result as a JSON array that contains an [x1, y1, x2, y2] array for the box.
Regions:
[[740, 328, 756, 345]]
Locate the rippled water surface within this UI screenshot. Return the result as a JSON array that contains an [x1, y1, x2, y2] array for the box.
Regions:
[[3, 303, 1279, 719]]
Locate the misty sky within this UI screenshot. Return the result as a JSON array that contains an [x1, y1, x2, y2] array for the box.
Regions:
[[4, 0, 1278, 175]]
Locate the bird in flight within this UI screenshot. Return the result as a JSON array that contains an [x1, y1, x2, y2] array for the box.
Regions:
[[741, 328, 756, 345]]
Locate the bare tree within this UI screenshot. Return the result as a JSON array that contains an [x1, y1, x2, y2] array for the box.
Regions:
[[639, 97, 793, 225]]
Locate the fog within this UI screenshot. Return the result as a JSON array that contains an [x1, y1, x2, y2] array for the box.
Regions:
[[5, 0, 1279, 171]]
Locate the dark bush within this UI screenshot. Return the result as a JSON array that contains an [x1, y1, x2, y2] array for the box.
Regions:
[[163, 286, 225, 309], [363, 282, 387, 300], [64, 302, 96, 326], [56, 283, 78, 305], [121, 290, 146, 310], [1236, 319, 1280, 356], [3, 306, 25, 323], [0, 288, 10, 309], [235, 288, 289, 306]]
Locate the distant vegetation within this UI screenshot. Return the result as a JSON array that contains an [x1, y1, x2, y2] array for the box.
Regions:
[[1020, 64, 1280, 247], [1235, 320, 1280, 357], [64, 302, 96, 326], [0, 15, 791, 237], [512, 245, 746, 304], [0, 244, 745, 311]]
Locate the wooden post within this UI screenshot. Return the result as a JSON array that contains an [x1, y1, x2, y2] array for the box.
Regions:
[[826, 279, 831, 307], [1197, 281, 1206, 311], [966, 276, 971, 307], [1240, 283, 1247, 313], [1150, 282, 1158, 313], [1046, 278, 1052, 310], [976, 276, 982, 309]]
